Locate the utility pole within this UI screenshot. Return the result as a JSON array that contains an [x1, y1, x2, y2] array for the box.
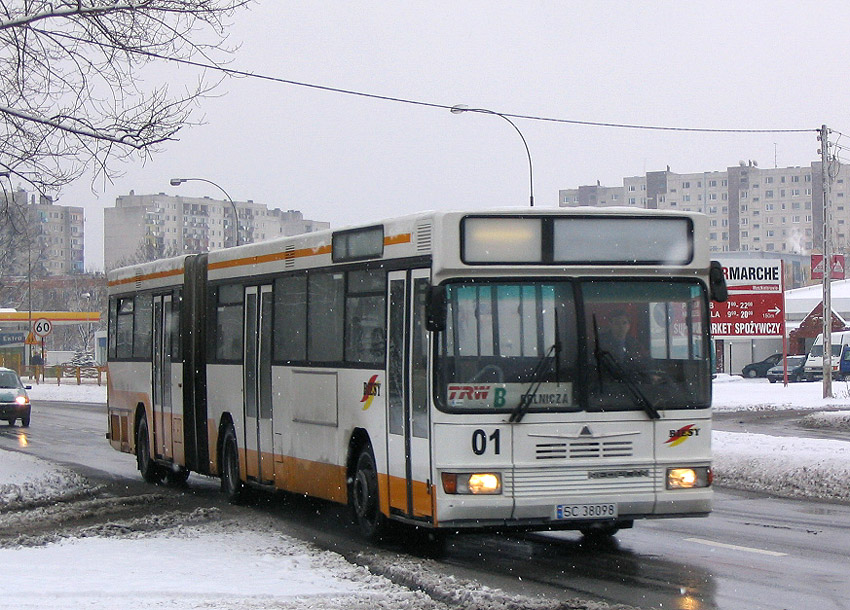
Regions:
[[820, 124, 833, 398]]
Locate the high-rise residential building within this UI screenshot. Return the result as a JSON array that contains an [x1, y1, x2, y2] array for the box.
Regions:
[[103, 191, 329, 270], [558, 161, 841, 257], [1, 188, 85, 276]]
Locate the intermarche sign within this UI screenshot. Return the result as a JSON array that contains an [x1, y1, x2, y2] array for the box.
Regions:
[[710, 259, 784, 337]]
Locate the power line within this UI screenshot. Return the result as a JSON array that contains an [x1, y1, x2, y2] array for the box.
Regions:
[[44, 30, 818, 136]]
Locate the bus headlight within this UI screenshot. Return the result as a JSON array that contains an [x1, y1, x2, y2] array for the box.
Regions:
[[441, 472, 502, 495], [667, 467, 712, 489]]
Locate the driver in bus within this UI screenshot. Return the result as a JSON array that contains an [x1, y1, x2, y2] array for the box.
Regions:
[[600, 309, 640, 365]]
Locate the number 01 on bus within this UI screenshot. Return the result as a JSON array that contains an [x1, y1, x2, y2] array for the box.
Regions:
[[106, 208, 728, 541]]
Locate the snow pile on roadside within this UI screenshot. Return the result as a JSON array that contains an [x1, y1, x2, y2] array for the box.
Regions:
[[712, 431, 850, 503], [26, 381, 106, 403], [0, 449, 90, 509], [800, 410, 850, 431], [362, 550, 626, 610], [1, 519, 453, 610]]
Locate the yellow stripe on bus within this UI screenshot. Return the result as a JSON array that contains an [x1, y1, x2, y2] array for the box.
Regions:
[[208, 245, 333, 271], [109, 233, 413, 286], [107, 268, 184, 287]]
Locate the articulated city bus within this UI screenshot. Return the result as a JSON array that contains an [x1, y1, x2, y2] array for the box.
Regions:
[[106, 207, 727, 540]]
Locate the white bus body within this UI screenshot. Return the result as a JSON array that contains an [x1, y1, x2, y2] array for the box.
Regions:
[[107, 208, 725, 539]]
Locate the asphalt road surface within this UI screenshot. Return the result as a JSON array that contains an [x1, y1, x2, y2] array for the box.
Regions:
[[2, 400, 848, 610]]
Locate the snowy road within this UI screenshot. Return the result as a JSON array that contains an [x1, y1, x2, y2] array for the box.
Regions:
[[1, 378, 849, 609]]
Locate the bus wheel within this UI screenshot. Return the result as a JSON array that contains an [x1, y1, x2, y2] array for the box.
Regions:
[[220, 425, 245, 503], [136, 415, 164, 484], [351, 447, 386, 540]]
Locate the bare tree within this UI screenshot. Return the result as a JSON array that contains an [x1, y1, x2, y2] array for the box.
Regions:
[[113, 237, 182, 269], [0, 1, 250, 194], [0, 187, 50, 295]]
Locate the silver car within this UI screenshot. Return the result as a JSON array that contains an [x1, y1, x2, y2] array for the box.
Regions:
[[0, 367, 31, 427]]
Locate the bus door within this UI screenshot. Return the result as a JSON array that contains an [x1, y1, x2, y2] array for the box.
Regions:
[[386, 269, 434, 521], [151, 294, 173, 459], [243, 285, 274, 484]]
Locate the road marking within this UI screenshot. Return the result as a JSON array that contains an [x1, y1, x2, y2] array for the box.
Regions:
[[685, 537, 787, 557]]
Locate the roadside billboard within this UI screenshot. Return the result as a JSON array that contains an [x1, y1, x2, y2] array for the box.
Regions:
[[710, 259, 784, 338]]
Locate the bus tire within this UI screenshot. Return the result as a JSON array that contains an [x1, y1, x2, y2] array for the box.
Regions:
[[351, 446, 386, 540], [220, 424, 245, 503], [136, 414, 164, 484]]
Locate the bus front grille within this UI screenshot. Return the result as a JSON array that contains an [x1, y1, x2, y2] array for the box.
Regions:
[[505, 466, 658, 498], [535, 440, 634, 460]]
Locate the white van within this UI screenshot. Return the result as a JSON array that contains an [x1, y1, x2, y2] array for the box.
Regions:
[[803, 331, 850, 381]]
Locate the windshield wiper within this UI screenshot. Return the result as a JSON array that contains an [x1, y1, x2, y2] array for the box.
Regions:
[[592, 316, 660, 420], [509, 340, 560, 424]]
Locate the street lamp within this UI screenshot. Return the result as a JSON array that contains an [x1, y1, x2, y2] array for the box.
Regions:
[[170, 177, 240, 247], [450, 105, 534, 207]]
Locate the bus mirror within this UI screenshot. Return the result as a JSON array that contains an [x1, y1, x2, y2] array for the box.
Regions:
[[709, 261, 728, 303], [426, 285, 447, 332]]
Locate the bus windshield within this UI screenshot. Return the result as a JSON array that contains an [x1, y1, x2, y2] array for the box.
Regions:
[[435, 279, 711, 415]]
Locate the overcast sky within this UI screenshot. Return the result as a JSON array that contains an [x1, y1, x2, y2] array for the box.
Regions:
[[56, 1, 850, 271]]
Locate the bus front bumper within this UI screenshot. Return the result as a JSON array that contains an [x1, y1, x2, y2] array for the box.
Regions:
[[435, 488, 711, 530]]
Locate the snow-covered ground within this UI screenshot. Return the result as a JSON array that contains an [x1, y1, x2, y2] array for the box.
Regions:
[[712, 373, 850, 412], [711, 374, 850, 502], [1, 377, 848, 609]]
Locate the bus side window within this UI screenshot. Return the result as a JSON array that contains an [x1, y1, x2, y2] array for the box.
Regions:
[[308, 272, 345, 362], [213, 284, 244, 362], [344, 269, 386, 365], [133, 293, 152, 359], [115, 296, 134, 359], [274, 274, 307, 362]]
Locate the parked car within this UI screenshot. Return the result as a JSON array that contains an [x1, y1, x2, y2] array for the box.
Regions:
[[0, 367, 31, 427], [838, 345, 850, 381], [803, 331, 850, 381], [767, 355, 807, 383], [741, 353, 782, 378]]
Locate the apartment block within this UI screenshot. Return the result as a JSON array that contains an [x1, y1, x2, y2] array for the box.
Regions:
[[3, 188, 85, 275], [559, 161, 837, 257], [104, 191, 329, 270]]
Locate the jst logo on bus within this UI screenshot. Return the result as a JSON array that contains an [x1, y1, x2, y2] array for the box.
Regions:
[[360, 375, 381, 411], [665, 424, 701, 447]]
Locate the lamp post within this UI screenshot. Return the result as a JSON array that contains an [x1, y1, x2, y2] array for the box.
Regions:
[[170, 177, 240, 247], [450, 105, 534, 207], [81, 292, 92, 354]]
